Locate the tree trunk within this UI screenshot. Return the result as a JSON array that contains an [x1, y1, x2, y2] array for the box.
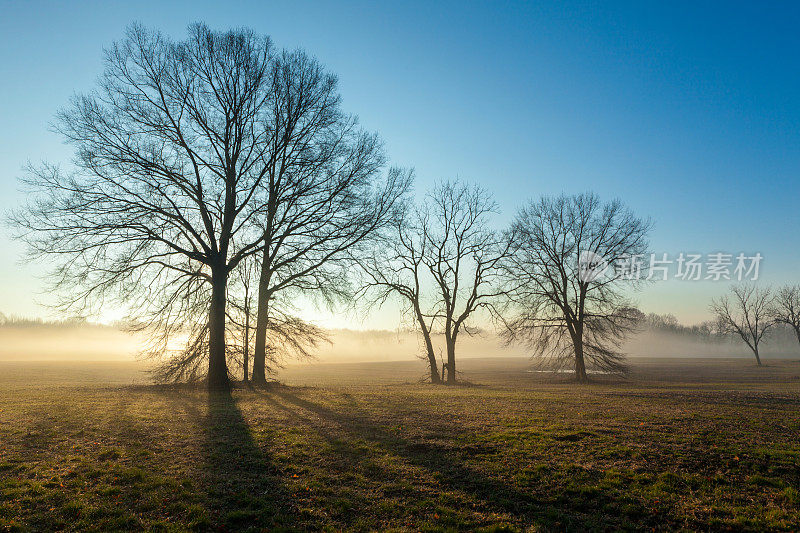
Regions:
[[445, 335, 456, 384], [574, 342, 588, 384], [251, 293, 269, 384], [753, 346, 762, 366], [243, 301, 250, 383], [207, 263, 230, 392], [415, 310, 440, 384], [424, 336, 440, 384], [251, 252, 271, 384]]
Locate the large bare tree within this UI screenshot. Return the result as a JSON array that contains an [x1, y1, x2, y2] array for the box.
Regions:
[[248, 49, 410, 384], [711, 284, 774, 366], [771, 284, 800, 347], [12, 24, 282, 391], [502, 193, 650, 383]]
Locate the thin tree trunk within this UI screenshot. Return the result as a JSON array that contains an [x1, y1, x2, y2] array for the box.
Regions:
[[415, 307, 440, 384], [251, 251, 271, 384], [753, 346, 762, 366], [574, 342, 588, 384], [243, 300, 250, 383], [207, 263, 230, 392], [446, 333, 456, 384], [251, 295, 269, 384], [426, 341, 440, 384]]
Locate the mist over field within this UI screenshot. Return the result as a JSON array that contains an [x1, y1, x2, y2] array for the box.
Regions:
[[623, 330, 800, 359], [0, 321, 524, 363], [0, 320, 143, 361], [3, 318, 798, 363]]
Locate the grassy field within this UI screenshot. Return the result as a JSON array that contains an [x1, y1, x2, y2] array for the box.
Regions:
[[1, 357, 799, 531]]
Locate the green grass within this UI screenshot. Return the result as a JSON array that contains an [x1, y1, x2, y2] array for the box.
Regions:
[[1, 357, 799, 531]]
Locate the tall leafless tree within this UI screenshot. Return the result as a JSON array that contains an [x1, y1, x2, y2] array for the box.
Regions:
[[502, 193, 650, 383], [771, 284, 800, 347], [11, 24, 285, 391], [248, 49, 410, 384], [711, 284, 774, 365], [353, 199, 442, 383], [422, 181, 511, 384]]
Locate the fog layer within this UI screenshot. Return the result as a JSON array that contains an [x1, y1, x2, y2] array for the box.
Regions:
[[1, 321, 797, 362]]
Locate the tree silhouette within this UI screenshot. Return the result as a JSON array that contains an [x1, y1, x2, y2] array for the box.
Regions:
[[13, 24, 282, 391], [502, 193, 650, 383], [771, 284, 800, 347], [711, 284, 774, 366], [247, 49, 410, 384], [353, 194, 442, 383], [356, 181, 510, 384], [423, 182, 511, 383]]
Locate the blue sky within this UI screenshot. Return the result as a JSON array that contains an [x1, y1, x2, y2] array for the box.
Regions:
[[1, 1, 798, 326]]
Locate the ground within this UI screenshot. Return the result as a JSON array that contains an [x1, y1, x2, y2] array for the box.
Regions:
[[1, 357, 799, 531]]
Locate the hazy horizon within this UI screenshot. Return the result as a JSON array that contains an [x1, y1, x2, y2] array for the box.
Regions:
[[2, 316, 797, 364]]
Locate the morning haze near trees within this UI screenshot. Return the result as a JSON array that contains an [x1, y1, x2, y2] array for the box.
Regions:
[[11, 24, 798, 391]]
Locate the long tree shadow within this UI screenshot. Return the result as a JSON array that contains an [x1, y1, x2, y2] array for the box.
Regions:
[[270, 389, 658, 531], [179, 392, 298, 531]]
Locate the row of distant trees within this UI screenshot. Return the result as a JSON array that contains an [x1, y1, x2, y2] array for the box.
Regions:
[[13, 24, 786, 390], [647, 303, 800, 345], [0, 313, 93, 329], [10, 25, 654, 390], [645, 306, 800, 358]]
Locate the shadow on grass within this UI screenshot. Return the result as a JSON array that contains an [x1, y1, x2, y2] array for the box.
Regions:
[[267, 389, 655, 531], [187, 392, 298, 531]]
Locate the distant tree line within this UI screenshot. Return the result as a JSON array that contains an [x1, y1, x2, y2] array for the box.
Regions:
[[645, 309, 800, 347], [644, 313, 722, 339], [0, 313, 99, 329]]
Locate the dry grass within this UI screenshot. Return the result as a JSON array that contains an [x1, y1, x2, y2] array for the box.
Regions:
[[1, 357, 799, 531]]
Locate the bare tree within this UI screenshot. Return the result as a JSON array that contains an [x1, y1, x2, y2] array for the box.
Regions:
[[771, 284, 800, 347], [11, 24, 282, 391], [502, 193, 650, 383], [228, 256, 259, 382], [711, 284, 774, 365], [231, 289, 330, 382], [422, 181, 512, 384], [248, 49, 410, 384], [353, 200, 442, 383], [154, 290, 328, 385], [260, 311, 331, 377]]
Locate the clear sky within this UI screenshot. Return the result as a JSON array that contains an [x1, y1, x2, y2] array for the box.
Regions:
[[1, 1, 798, 327]]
